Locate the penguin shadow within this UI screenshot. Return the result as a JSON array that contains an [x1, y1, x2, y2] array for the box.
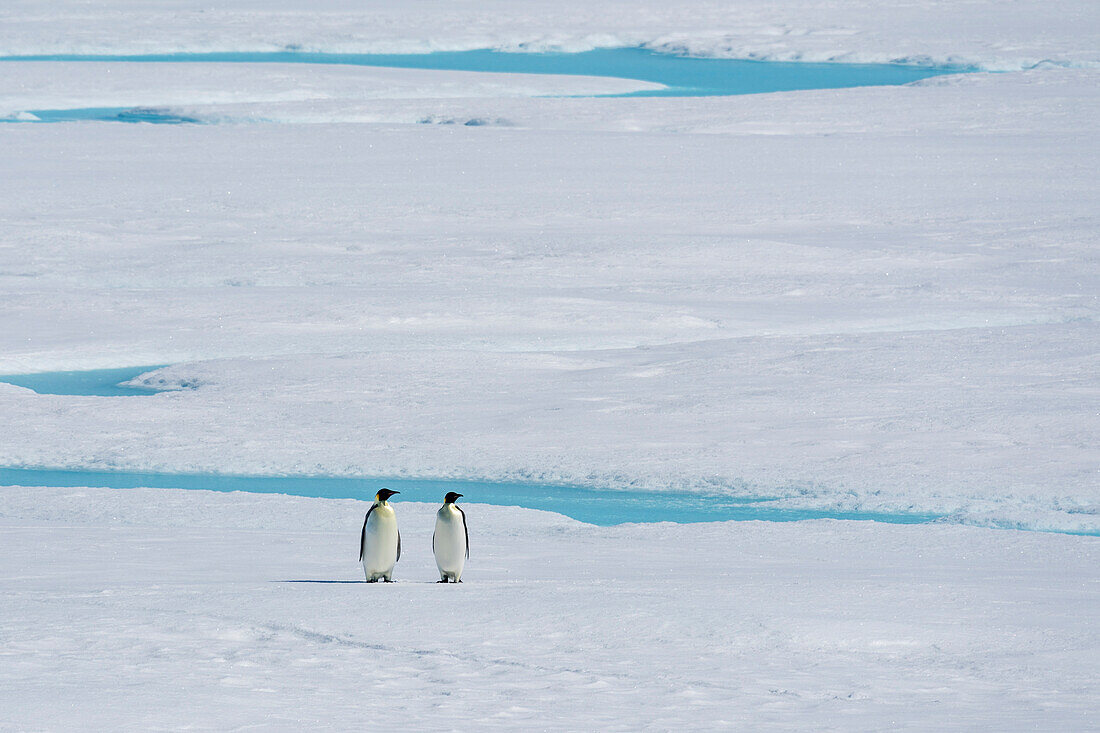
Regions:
[[274, 580, 464, 584], [275, 580, 369, 584]]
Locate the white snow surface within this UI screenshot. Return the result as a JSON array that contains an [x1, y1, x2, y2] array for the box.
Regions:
[[0, 61, 660, 119], [2, 1, 1099, 728], [1, 0, 1099, 70], [1, 486, 1097, 730], [0, 64, 1096, 530]]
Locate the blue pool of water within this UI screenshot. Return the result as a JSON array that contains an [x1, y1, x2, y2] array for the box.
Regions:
[[3, 48, 967, 98], [7, 368, 1082, 533], [5, 107, 203, 124], [0, 366, 170, 396], [0, 466, 943, 526]]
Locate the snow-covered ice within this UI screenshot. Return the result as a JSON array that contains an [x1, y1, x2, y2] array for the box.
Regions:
[[0, 60, 661, 121], [1, 0, 1098, 728], [0, 66, 1095, 530], [2, 0, 1098, 70], [1, 487, 1097, 730]]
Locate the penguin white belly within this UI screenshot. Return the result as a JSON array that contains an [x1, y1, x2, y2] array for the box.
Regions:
[[434, 507, 466, 581], [362, 505, 399, 581]]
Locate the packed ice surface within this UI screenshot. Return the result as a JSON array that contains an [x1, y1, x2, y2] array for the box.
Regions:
[[1, 0, 1098, 70], [1, 486, 1097, 730], [0, 67, 1096, 531], [0, 61, 661, 119], [0, 1, 1098, 728]]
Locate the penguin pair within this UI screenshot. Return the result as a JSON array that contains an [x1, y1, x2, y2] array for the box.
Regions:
[[359, 490, 469, 583]]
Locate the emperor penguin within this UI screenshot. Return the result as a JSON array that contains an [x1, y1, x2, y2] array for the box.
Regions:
[[359, 489, 401, 582], [433, 492, 469, 583]]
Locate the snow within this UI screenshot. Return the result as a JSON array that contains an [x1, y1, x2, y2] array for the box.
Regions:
[[1, 0, 1098, 726], [0, 61, 661, 118], [2, 486, 1097, 730], [0, 66, 1095, 530], [1, 0, 1098, 70]]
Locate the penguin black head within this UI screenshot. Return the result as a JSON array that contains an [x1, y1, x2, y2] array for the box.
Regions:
[[444, 492, 463, 504], [376, 489, 400, 503]]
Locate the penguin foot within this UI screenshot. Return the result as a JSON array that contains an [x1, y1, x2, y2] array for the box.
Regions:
[[437, 579, 448, 583]]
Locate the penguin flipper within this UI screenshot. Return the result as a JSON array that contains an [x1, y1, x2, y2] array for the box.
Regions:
[[359, 504, 376, 562], [459, 506, 470, 559], [396, 531, 402, 562]]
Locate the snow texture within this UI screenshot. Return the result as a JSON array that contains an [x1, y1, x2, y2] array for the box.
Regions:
[[0, 66, 1095, 530], [0, 61, 660, 119], [1, 486, 1097, 730], [1, 0, 1098, 70], [0, 1, 1098, 728]]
